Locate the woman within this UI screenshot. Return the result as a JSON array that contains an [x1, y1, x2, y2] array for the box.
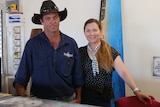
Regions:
[[79, 18, 152, 107]]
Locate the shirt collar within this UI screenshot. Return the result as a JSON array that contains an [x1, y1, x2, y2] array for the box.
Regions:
[[40, 32, 70, 48]]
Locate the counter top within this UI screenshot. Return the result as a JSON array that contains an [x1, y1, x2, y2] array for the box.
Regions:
[[0, 94, 98, 107]]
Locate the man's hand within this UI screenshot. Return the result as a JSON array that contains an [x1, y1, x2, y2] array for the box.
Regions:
[[15, 84, 25, 96], [69, 98, 81, 104]]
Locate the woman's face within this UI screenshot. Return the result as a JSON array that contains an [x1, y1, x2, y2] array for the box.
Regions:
[[84, 22, 102, 44]]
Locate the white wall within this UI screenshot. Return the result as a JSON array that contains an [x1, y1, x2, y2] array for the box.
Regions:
[[22, 0, 160, 100], [23, 0, 101, 47], [122, 0, 160, 100]]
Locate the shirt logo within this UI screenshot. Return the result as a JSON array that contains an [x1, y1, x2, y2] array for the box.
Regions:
[[64, 52, 73, 58]]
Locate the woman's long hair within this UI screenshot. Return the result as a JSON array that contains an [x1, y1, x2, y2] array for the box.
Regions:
[[96, 40, 114, 72]]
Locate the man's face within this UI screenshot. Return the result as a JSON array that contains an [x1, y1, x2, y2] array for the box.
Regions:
[[40, 12, 60, 34]]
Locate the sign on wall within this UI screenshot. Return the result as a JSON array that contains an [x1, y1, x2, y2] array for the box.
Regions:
[[153, 56, 160, 78]]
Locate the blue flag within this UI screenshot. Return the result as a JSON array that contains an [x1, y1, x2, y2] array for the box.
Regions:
[[101, 0, 125, 106]]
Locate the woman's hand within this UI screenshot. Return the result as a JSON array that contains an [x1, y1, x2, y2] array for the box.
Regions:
[[134, 91, 153, 104]]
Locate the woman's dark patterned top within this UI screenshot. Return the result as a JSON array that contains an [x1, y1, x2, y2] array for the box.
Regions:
[[79, 45, 120, 102]]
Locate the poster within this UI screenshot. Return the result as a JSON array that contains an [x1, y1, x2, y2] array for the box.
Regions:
[[153, 56, 160, 78]]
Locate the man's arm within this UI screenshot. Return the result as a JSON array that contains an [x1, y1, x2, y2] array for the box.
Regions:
[[15, 83, 25, 96], [70, 87, 82, 103]]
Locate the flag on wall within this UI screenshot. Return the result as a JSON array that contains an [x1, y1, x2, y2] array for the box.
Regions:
[[100, 0, 125, 107]]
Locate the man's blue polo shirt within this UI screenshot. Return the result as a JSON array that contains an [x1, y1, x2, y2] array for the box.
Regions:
[[13, 32, 83, 99]]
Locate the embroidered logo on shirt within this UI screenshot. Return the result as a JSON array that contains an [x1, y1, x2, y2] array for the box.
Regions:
[[64, 52, 73, 58], [64, 52, 73, 63]]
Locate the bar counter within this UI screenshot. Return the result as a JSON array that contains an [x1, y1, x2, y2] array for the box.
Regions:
[[0, 93, 98, 107]]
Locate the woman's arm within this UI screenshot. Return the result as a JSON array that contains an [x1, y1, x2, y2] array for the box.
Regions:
[[114, 55, 153, 104], [114, 56, 137, 90]]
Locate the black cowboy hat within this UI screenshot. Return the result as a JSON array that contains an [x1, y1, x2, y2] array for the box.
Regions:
[[32, 0, 67, 24]]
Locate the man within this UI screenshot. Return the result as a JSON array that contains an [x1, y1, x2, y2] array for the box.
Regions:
[[13, 0, 83, 103]]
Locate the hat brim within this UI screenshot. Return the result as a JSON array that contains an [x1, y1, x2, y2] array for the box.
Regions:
[[32, 8, 67, 25]]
